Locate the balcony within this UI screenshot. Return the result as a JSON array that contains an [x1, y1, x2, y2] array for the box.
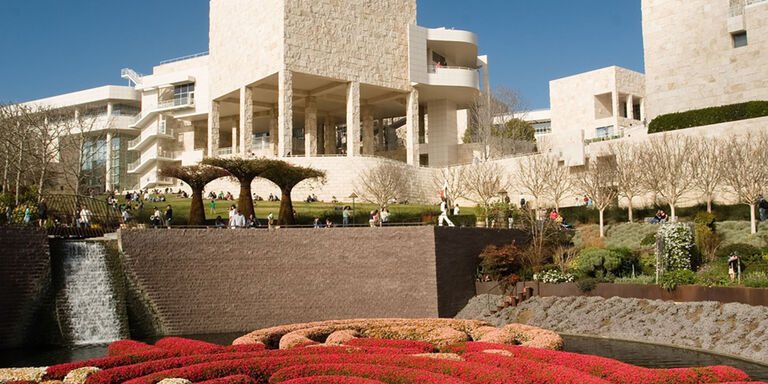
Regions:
[[127, 150, 181, 173], [425, 65, 480, 89], [158, 93, 195, 109], [127, 122, 174, 151]]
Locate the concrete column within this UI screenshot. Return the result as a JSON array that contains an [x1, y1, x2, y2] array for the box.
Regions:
[[304, 97, 318, 157], [106, 102, 114, 117], [426, 100, 458, 167], [317, 114, 325, 155], [105, 131, 113, 192], [626, 94, 634, 120], [406, 89, 420, 166], [278, 70, 293, 157], [640, 98, 647, 123], [231, 126, 238, 155], [346, 81, 361, 157], [240, 86, 253, 156], [376, 119, 385, 149], [611, 90, 620, 131], [324, 115, 336, 155], [269, 108, 278, 156], [207, 100, 220, 157], [362, 107, 374, 155]]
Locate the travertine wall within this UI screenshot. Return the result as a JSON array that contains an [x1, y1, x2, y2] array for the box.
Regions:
[[119, 227, 522, 336], [284, 0, 416, 91], [0, 229, 51, 349], [209, 0, 284, 99], [643, 0, 768, 120]]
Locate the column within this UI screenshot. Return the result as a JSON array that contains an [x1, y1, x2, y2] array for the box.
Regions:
[[105, 131, 113, 192], [240, 86, 253, 156], [640, 98, 647, 123], [304, 96, 318, 157], [346, 81, 361, 157], [324, 115, 336, 154], [376, 119, 385, 149], [269, 108, 278, 156], [406, 88, 420, 166], [611, 90, 620, 123], [317, 114, 325, 155], [362, 107, 375, 155], [207, 100, 221, 157], [278, 70, 293, 157], [231, 126, 238, 155], [626, 94, 634, 120]]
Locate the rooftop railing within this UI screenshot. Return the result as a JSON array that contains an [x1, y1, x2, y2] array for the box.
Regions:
[[159, 51, 209, 65]]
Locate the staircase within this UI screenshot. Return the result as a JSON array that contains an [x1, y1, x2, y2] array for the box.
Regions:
[[121, 68, 144, 86]]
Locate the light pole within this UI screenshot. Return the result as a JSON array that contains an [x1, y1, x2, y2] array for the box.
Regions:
[[348, 193, 358, 226]]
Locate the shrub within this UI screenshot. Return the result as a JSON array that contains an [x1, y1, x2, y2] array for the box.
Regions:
[[534, 269, 575, 284], [574, 247, 637, 278], [575, 277, 606, 293], [694, 211, 717, 229], [696, 264, 733, 287], [659, 269, 697, 291], [716, 243, 761, 263], [478, 243, 522, 293], [648, 100, 768, 133], [743, 271, 768, 288], [614, 275, 655, 285], [656, 223, 694, 272]]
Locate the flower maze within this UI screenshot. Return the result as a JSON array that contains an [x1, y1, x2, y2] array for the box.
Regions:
[[0, 319, 764, 384]]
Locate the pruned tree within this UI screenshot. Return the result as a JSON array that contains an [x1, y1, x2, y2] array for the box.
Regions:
[[356, 162, 411, 212], [720, 133, 768, 234], [514, 154, 548, 209], [259, 160, 326, 225], [637, 134, 695, 220], [465, 86, 528, 160], [573, 156, 619, 237], [609, 141, 645, 222], [542, 155, 571, 212], [159, 165, 229, 225], [691, 136, 725, 213], [202, 157, 275, 219], [463, 161, 504, 226], [432, 166, 466, 204]]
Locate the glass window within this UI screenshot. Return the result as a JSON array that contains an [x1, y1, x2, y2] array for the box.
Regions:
[[174, 83, 195, 105], [112, 104, 140, 116], [733, 32, 748, 48]]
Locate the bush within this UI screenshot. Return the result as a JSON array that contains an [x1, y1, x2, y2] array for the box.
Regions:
[[575, 277, 611, 293], [478, 243, 523, 293], [743, 271, 768, 288], [534, 269, 575, 284], [694, 211, 717, 229], [656, 223, 694, 271], [696, 264, 733, 287], [716, 243, 761, 262], [614, 275, 655, 285], [659, 269, 697, 291], [574, 247, 638, 278], [648, 100, 768, 133]]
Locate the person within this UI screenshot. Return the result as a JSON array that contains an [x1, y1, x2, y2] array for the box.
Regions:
[[650, 210, 668, 224], [23, 205, 31, 226], [121, 208, 131, 224], [342, 206, 350, 227], [380, 207, 390, 226], [80, 204, 92, 228], [759, 195, 768, 222], [164, 205, 173, 228], [210, 199, 216, 215], [247, 214, 258, 228], [215, 215, 225, 229], [438, 198, 455, 227], [549, 210, 560, 221], [138, 200, 144, 212], [5, 205, 12, 224], [233, 210, 246, 229], [228, 205, 237, 225], [453, 204, 460, 216], [151, 207, 162, 227], [313, 217, 322, 228], [37, 199, 48, 228], [268, 193, 274, 202], [325, 217, 333, 228], [267, 212, 275, 229], [728, 254, 740, 281], [369, 210, 378, 227], [520, 198, 526, 209]]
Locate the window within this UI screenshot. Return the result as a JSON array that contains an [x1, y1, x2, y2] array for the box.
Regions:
[[633, 104, 642, 121], [532, 121, 552, 135], [174, 83, 195, 105], [732, 32, 748, 48], [112, 104, 140, 116]]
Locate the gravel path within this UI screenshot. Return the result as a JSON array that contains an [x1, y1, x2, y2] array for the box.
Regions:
[[456, 294, 768, 364]]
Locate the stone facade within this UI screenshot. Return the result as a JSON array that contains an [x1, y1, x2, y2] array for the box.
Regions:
[[118, 227, 524, 336], [643, 0, 768, 120]]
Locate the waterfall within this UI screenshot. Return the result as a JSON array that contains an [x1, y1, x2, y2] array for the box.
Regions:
[[56, 241, 126, 345]]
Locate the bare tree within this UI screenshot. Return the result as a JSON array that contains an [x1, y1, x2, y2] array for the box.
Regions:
[[609, 141, 645, 222], [463, 161, 504, 226], [466, 86, 528, 160], [514, 154, 549, 209], [59, 107, 110, 196], [720, 133, 768, 234], [542, 155, 571, 212], [573, 156, 619, 237], [432, 166, 466, 204], [355, 162, 411, 212], [691, 136, 725, 213], [638, 134, 695, 220], [20, 105, 67, 201]]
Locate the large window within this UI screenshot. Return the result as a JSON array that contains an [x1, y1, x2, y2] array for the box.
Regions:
[[732, 32, 748, 48], [174, 83, 195, 105], [532, 121, 552, 135], [112, 104, 140, 116]]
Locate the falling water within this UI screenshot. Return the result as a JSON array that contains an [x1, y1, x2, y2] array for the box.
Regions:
[[57, 241, 125, 345]]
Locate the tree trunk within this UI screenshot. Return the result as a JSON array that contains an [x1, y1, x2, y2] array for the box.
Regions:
[[627, 196, 634, 223], [706, 193, 713, 213], [37, 165, 46, 202], [599, 208, 605, 238], [237, 180, 255, 219], [278, 188, 295, 225], [188, 188, 206, 226], [2, 155, 9, 193], [750, 203, 757, 234], [670, 204, 676, 222], [15, 140, 23, 206]]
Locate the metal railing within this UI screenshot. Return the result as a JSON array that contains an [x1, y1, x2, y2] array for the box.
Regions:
[[121, 68, 144, 85], [127, 124, 174, 149], [427, 64, 478, 73], [159, 51, 209, 65], [218, 147, 233, 156], [158, 93, 195, 109]]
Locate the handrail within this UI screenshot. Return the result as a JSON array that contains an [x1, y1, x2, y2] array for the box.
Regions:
[[159, 51, 209, 65], [158, 93, 195, 109], [120, 68, 144, 85], [428, 65, 478, 73]]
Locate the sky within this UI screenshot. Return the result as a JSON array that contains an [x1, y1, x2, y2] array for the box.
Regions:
[[0, 1, 644, 110]]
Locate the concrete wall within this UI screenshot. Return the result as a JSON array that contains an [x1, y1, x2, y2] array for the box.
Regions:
[[0, 229, 51, 349], [643, 0, 768, 120], [284, 0, 416, 91], [118, 226, 525, 336]]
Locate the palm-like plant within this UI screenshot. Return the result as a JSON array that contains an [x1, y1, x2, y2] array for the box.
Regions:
[[159, 165, 229, 225], [202, 158, 276, 219], [259, 161, 326, 225]]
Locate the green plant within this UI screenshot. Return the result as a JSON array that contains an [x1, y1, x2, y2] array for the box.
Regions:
[[640, 232, 657, 246], [743, 271, 768, 288], [639, 253, 656, 276], [659, 269, 697, 291], [696, 264, 733, 287], [575, 277, 610, 293], [614, 275, 656, 285], [656, 223, 694, 272], [535, 269, 575, 284], [716, 243, 761, 263], [694, 211, 717, 229], [478, 242, 523, 293], [695, 222, 722, 263], [648, 101, 768, 133]]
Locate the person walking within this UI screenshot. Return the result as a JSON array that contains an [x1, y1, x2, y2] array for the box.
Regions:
[[342, 206, 350, 227], [267, 212, 275, 229], [164, 204, 173, 228], [80, 204, 92, 228], [453, 203, 460, 216], [438, 198, 455, 227], [210, 199, 216, 215], [23, 205, 31, 226], [37, 199, 48, 228]]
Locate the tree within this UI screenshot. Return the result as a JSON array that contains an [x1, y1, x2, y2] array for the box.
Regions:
[[432, 166, 465, 205], [514, 154, 549, 209], [159, 165, 229, 225], [21, 105, 67, 201], [59, 107, 110, 196], [465, 86, 528, 160], [259, 160, 325, 226], [720, 133, 768, 234], [463, 161, 503, 226], [573, 156, 619, 237], [638, 134, 695, 220], [355, 163, 411, 212], [690, 136, 725, 213], [609, 141, 645, 222], [202, 157, 275, 219], [542, 155, 571, 212]]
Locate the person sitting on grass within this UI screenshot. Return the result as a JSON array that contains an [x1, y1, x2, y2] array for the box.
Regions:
[[650, 210, 668, 224]]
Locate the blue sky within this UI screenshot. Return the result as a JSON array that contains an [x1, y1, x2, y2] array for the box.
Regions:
[[0, 1, 644, 109]]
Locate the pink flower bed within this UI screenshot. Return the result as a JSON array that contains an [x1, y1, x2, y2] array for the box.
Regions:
[[0, 320, 764, 384]]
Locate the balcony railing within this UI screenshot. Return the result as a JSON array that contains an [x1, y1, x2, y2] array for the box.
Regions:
[[218, 147, 233, 156], [159, 51, 209, 65], [427, 64, 478, 73], [158, 93, 195, 109], [127, 123, 174, 149]]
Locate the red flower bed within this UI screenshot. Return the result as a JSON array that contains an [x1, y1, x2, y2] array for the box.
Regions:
[[107, 340, 163, 356], [279, 377, 384, 384], [343, 339, 436, 353], [155, 337, 228, 355], [269, 363, 466, 384], [195, 374, 259, 383], [44, 350, 176, 380]]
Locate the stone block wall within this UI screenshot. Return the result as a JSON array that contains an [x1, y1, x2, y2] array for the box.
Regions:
[[118, 226, 526, 336], [0, 229, 51, 349]]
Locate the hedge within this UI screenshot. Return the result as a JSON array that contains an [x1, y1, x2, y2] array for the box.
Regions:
[[648, 100, 768, 133]]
